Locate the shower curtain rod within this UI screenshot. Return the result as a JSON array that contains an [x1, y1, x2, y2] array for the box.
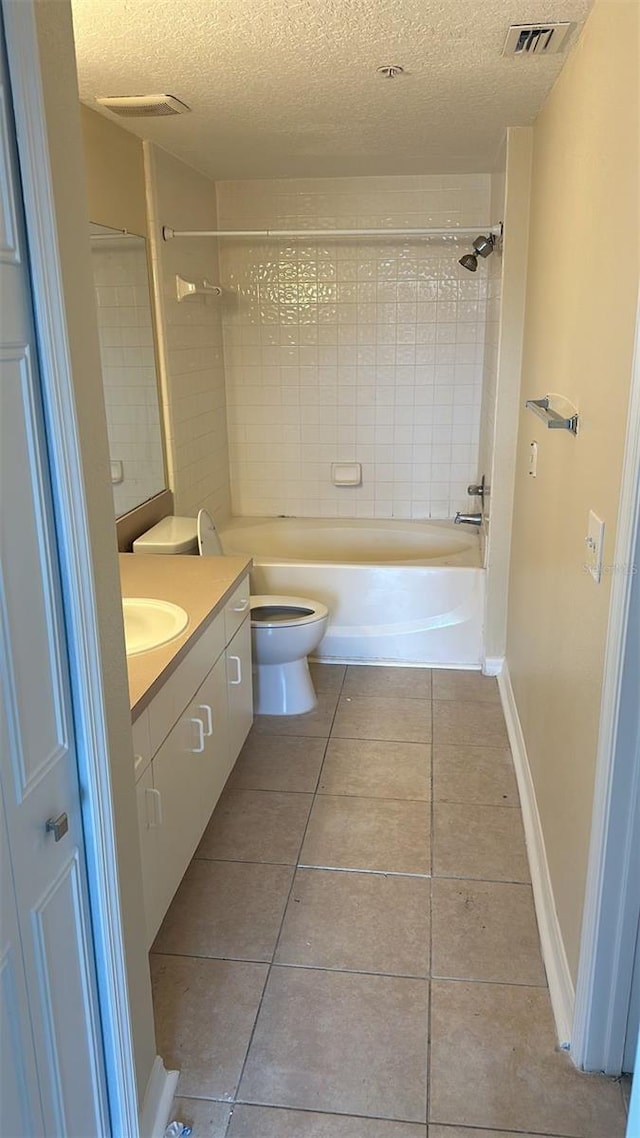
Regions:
[[162, 223, 503, 241]]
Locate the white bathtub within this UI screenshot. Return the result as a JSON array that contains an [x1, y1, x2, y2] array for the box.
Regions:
[[219, 517, 484, 667]]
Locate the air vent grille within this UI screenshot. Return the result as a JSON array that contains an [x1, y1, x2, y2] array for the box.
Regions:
[[96, 95, 190, 118], [503, 22, 573, 56]]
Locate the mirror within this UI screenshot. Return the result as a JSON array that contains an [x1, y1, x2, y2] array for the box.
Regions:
[[89, 222, 166, 517]]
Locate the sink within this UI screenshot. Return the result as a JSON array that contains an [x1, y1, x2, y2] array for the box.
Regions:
[[122, 598, 189, 655]]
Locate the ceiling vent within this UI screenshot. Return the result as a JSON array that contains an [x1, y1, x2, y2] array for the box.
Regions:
[[96, 95, 191, 118], [503, 22, 573, 56]]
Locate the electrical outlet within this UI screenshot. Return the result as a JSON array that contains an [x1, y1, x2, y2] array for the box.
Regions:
[[585, 511, 605, 583]]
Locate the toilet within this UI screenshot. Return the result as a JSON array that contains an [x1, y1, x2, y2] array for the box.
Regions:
[[133, 511, 329, 716], [249, 594, 328, 716]]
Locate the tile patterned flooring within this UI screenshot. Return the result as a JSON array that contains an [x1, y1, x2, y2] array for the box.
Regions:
[[151, 664, 628, 1138]]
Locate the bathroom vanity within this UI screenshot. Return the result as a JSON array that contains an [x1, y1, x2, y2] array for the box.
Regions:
[[120, 553, 253, 947]]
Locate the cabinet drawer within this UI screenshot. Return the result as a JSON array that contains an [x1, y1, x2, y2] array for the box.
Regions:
[[147, 611, 225, 754], [224, 574, 251, 645]]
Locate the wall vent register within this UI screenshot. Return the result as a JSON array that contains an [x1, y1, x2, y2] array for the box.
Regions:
[[503, 23, 574, 56]]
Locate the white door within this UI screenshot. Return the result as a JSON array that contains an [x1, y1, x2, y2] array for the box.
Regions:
[[0, 20, 109, 1137]]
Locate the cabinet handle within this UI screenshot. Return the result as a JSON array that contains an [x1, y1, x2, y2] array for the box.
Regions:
[[198, 703, 213, 736], [145, 788, 163, 828], [232, 598, 249, 613], [189, 717, 206, 753], [228, 655, 242, 685]]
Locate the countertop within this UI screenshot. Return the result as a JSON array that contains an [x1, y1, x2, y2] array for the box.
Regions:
[[119, 553, 252, 717]]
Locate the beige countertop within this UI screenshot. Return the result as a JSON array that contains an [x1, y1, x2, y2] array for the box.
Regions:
[[119, 553, 252, 718]]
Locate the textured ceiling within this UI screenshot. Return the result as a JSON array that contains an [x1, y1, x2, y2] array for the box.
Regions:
[[71, 0, 593, 180]]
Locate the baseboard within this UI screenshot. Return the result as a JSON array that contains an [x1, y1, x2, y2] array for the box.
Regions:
[[482, 655, 504, 676], [498, 663, 575, 1048], [139, 1056, 179, 1138]]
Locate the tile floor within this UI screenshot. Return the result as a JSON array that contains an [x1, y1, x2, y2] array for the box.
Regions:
[[151, 664, 629, 1138]]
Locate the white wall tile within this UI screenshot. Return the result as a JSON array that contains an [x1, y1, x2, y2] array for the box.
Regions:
[[217, 173, 490, 518]]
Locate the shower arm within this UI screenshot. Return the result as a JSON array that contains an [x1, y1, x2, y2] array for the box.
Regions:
[[162, 223, 504, 241]]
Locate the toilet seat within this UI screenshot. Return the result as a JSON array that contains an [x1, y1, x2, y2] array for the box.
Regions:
[[250, 595, 328, 629]]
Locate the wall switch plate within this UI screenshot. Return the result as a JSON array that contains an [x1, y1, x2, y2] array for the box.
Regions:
[[110, 459, 123, 484], [528, 441, 538, 478], [585, 510, 605, 583]]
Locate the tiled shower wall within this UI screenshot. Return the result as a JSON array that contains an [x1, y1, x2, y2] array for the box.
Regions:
[[217, 175, 491, 519], [91, 239, 165, 516]]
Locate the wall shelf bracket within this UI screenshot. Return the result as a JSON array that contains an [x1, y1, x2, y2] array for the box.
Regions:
[[525, 395, 579, 435]]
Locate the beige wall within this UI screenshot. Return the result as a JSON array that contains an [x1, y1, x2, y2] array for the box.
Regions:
[[506, 0, 639, 980], [80, 104, 147, 235], [33, 0, 156, 1102], [145, 144, 231, 520], [482, 128, 532, 663]]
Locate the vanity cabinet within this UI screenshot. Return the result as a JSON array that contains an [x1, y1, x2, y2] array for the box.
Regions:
[[134, 573, 253, 947]]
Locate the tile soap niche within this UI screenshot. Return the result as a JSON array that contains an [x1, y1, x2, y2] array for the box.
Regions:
[[332, 463, 362, 487]]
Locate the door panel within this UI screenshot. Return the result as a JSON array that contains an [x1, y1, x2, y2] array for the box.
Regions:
[[226, 618, 253, 766], [151, 699, 210, 939], [2, 346, 68, 798], [0, 22, 108, 1135], [31, 852, 106, 1133], [197, 652, 229, 831], [0, 789, 44, 1138]]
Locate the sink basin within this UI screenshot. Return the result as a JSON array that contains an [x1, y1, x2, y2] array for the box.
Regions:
[[122, 597, 188, 655]]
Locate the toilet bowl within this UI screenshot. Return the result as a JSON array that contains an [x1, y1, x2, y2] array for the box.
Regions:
[[250, 595, 329, 716]]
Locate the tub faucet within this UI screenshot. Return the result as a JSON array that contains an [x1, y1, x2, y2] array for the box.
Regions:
[[455, 512, 483, 526]]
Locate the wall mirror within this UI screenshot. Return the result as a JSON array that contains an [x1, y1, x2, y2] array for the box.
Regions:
[[89, 222, 166, 517]]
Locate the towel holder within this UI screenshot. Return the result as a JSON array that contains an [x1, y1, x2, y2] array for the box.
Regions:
[[525, 395, 579, 435]]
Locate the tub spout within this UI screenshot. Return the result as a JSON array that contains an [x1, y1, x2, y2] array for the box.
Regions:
[[455, 512, 483, 526]]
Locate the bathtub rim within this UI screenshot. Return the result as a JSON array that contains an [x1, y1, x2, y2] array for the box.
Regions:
[[218, 515, 483, 570]]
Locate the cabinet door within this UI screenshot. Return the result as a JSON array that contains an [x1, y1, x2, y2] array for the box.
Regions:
[[195, 652, 230, 832], [226, 617, 254, 767], [135, 766, 162, 948], [149, 697, 210, 943]]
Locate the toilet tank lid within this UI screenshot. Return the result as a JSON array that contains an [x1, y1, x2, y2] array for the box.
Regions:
[[132, 515, 198, 555]]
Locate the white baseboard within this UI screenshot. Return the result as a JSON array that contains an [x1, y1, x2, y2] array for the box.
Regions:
[[498, 663, 575, 1048], [482, 655, 504, 676], [139, 1056, 179, 1138]]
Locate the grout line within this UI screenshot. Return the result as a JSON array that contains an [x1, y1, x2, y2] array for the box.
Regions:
[[227, 1098, 432, 1128], [185, 853, 533, 885], [225, 672, 346, 1132], [426, 671, 434, 1125], [428, 973, 548, 989], [313, 790, 432, 805], [267, 961, 430, 982], [297, 862, 430, 878]]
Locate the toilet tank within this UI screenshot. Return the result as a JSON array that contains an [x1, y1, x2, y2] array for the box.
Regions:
[[132, 515, 198, 555]]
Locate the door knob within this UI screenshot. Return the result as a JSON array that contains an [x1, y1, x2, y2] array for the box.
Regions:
[[46, 813, 69, 842]]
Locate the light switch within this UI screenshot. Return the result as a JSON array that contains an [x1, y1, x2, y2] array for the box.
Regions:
[[528, 441, 538, 478], [110, 459, 123, 484], [585, 510, 605, 583]]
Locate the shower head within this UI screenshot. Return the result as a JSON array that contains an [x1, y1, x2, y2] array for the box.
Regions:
[[459, 233, 496, 272], [458, 252, 478, 272]]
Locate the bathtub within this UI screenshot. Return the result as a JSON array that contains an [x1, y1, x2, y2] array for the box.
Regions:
[[218, 517, 484, 667]]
